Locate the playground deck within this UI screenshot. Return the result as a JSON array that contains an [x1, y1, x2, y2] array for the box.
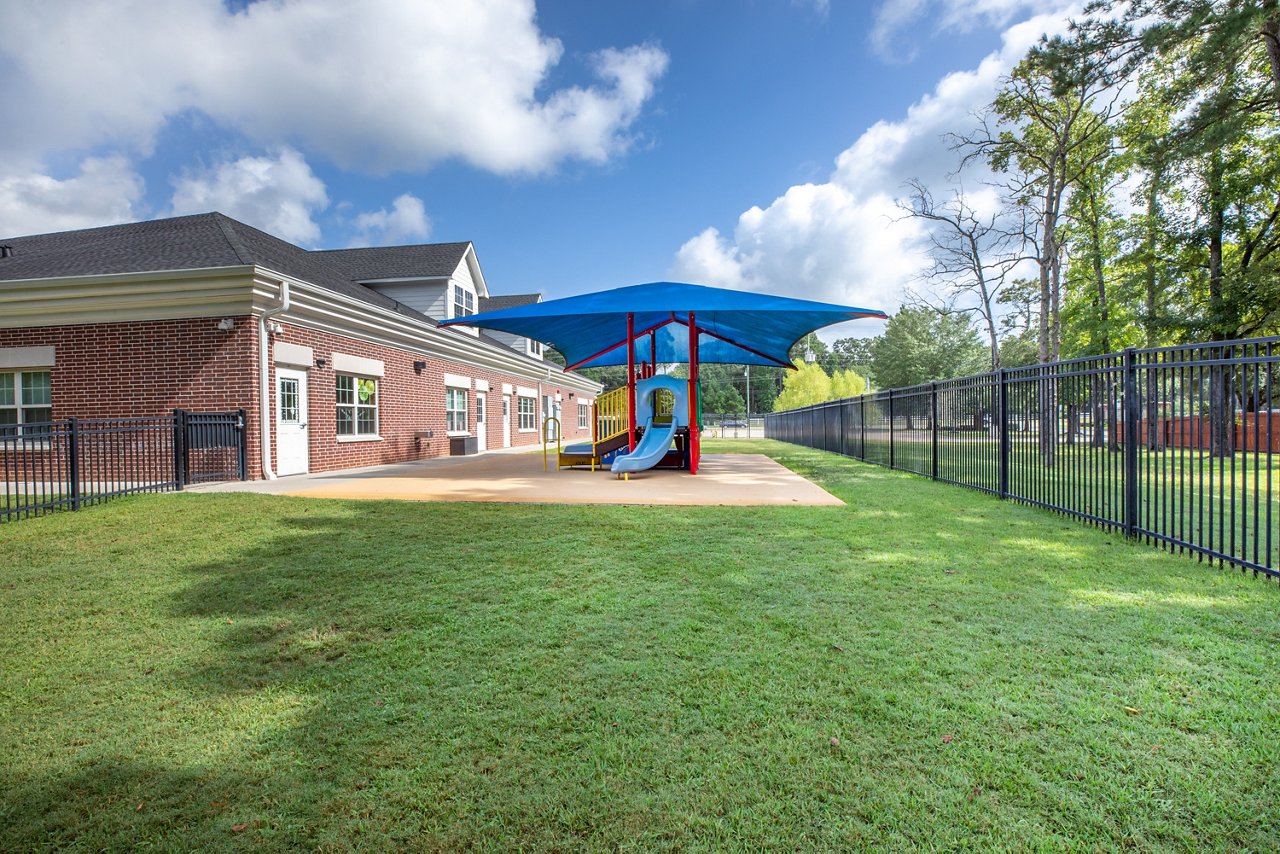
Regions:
[[190, 452, 842, 506]]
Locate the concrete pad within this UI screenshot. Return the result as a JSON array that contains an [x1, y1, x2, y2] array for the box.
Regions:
[[192, 452, 842, 507]]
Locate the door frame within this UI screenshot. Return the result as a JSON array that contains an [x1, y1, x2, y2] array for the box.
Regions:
[[475, 390, 487, 453], [502, 394, 511, 448], [275, 367, 310, 476]]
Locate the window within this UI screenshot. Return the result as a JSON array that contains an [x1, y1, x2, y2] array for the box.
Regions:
[[452, 285, 475, 318], [0, 370, 52, 436], [578, 402, 588, 430], [446, 388, 468, 434], [336, 375, 378, 436], [517, 396, 536, 431], [528, 339, 543, 357]]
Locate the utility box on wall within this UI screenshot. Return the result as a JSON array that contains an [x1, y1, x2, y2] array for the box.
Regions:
[[449, 436, 478, 456]]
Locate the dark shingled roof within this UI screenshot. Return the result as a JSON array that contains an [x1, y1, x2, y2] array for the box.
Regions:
[[0, 213, 568, 367], [0, 213, 486, 326], [479, 293, 541, 313], [314, 242, 471, 281]]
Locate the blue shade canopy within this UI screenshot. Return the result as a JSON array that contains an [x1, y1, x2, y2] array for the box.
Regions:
[[438, 281, 887, 370]]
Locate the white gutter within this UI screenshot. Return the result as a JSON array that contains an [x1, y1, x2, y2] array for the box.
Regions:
[[257, 279, 291, 480]]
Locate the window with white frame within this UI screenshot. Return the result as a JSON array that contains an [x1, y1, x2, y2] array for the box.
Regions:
[[452, 285, 475, 319], [446, 388, 468, 433], [517, 396, 536, 431], [336, 375, 378, 436], [0, 370, 52, 436], [578, 402, 588, 430], [528, 339, 543, 357]]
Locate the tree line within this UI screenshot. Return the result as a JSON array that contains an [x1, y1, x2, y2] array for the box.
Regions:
[[567, 2, 1280, 421]]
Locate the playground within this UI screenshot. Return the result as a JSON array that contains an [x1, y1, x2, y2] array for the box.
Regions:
[[437, 280, 886, 485], [195, 450, 842, 506]]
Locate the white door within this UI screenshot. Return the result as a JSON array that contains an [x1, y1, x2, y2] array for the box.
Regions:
[[276, 368, 309, 476], [475, 391, 487, 452], [502, 395, 511, 447]]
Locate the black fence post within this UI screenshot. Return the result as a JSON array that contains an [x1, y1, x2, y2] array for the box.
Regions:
[[996, 369, 1008, 499], [236, 408, 248, 480], [1122, 348, 1139, 538], [67, 417, 81, 511], [930, 381, 939, 480], [173, 409, 187, 490], [887, 388, 895, 470], [860, 395, 867, 459]]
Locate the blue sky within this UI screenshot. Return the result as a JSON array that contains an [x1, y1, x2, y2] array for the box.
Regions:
[[0, 0, 1077, 339]]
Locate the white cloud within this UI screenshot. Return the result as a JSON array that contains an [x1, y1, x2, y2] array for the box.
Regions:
[[350, 194, 432, 247], [670, 9, 1077, 336], [0, 155, 143, 237], [871, 0, 1062, 60], [170, 147, 328, 245], [0, 0, 668, 175]]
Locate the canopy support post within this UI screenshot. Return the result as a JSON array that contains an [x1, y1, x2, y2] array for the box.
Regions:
[[626, 312, 637, 452], [688, 311, 700, 474]]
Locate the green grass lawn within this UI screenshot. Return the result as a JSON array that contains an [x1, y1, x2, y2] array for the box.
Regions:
[[2, 439, 1278, 850]]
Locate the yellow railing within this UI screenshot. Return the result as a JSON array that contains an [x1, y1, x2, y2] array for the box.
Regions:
[[594, 386, 629, 443], [542, 416, 561, 472]]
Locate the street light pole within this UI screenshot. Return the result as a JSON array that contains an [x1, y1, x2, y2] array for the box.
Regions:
[[744, 365, 751, 438]]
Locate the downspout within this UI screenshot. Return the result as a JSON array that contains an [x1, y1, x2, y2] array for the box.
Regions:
[[258, 279, 291, 480]]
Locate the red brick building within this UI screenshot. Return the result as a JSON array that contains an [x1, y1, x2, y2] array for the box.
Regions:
[[0, 213, 600, 480]]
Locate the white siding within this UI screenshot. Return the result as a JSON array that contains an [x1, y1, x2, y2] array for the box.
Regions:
[[452, 258, 477, 294], [365, 281, 449, 320]]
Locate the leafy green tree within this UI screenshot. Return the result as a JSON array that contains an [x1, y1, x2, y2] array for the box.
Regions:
[[773, 361, 832, 411], [830, 337, 875, 383], [869, 307, 987, 389], [830, 368, 869, 400]]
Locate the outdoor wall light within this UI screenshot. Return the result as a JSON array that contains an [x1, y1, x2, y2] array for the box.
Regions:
[[217, 318, 235, 332], [413, 360, 427, 374], [314, 357, 328, 368]]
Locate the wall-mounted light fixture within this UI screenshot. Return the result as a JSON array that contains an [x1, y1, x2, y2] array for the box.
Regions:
[[314, 357, 328, 368], [217, 318, 236, 332], [413, 360, 427, 374], [268, 321, 284, 335]]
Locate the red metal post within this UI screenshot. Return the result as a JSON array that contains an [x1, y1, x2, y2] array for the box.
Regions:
[[626, 312, 637, 452], [688, 311, 699, 474]]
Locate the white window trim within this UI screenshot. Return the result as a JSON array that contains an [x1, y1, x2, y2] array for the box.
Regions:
[[451, 284, 475, 320], [516, 395, 537, 432], [0, 367, 53, 437], [446, 387, 468, 436], [336, 373, 380, 439]]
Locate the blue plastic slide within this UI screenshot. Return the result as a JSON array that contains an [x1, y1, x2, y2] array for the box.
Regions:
[[611, 417, 678, 475]]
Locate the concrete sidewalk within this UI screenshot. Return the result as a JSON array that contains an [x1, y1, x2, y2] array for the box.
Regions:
[[190, 452, 842, 507]]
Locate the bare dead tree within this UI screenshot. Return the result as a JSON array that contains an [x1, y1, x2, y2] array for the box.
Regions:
[[896, 179, 1029, 371], [953, 52, 1125, 466]]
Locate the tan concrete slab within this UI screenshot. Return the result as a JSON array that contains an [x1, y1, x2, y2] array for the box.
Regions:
[[266, 453, 842, 506]]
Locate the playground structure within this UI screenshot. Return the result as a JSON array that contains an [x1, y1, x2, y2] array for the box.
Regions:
[[439, 281, 886, 479], [559, 374, 697, 477]]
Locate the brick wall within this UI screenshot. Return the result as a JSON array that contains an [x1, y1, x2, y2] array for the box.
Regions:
[[0, 317, 263, 475], [2, 317, 597, 481], [269, 321, 594, 474]]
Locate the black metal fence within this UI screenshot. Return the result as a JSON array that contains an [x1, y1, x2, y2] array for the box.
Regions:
[[766, 338, 1279, 580], [1, 409, 246, 524]]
